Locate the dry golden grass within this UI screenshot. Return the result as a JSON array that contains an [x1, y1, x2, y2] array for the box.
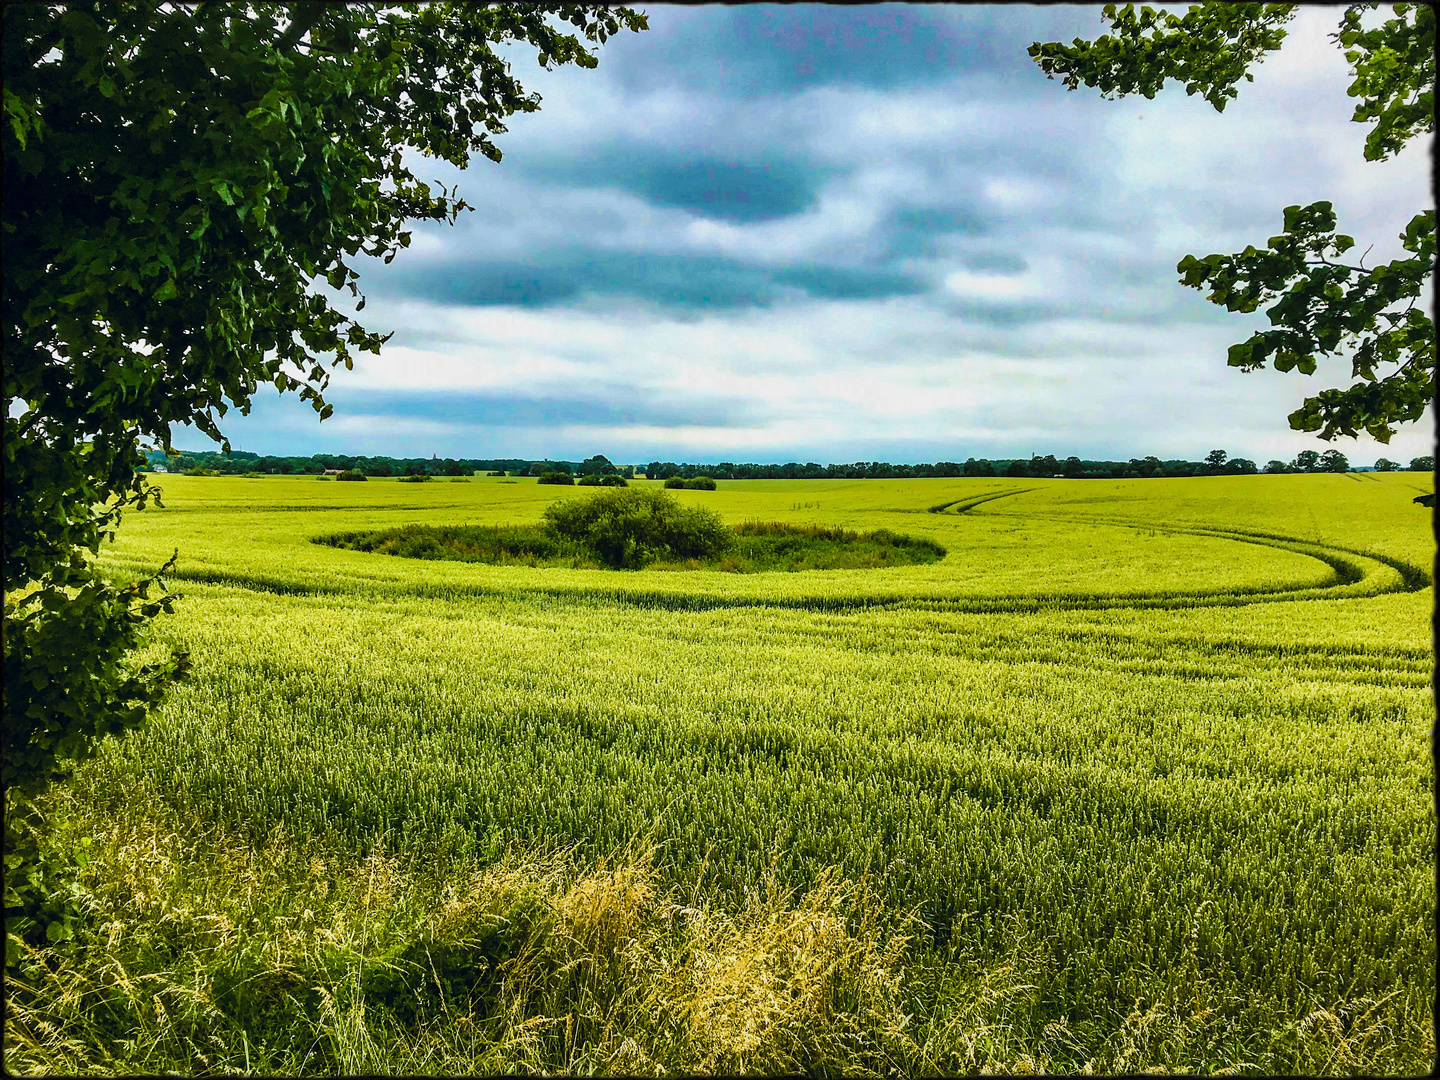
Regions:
[[5, 800, 925, 1076], [8, 791, 1432, 1075]]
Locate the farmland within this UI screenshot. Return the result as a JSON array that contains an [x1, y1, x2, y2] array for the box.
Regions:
[[9, 472, 1435, 1074]]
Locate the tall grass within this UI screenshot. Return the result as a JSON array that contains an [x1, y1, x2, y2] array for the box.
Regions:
[[11, 472, 1433, 1074]]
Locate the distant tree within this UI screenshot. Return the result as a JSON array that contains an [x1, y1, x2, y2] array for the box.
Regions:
[[1372, 457, 1399, 471], [1204, 449, 1229, 474], [686, 476, 717, 490], [366, 461, 394, 477], [335, 470, 367, 482], [1319, 449, 1350, 472], [622, 465, 635, 480], [577, 454, 617, 476], [1062, 456, 1084, 478], [536, 472, 574, 486], [1409, 455, 1434, 471], [663, 477, 688, 489], [1030, 4, 1434, 443], [443, 461, 465, 477], [1004, 460, 1029, 478], [403, 463, 427, 477], [1292, 449, 1322, 473], [1264, 459, 1291, 474], [1225, 457, 1259, 474]]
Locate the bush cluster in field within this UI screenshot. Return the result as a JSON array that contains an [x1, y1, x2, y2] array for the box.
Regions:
[[317, 523, 599, 567], [316, 490, 947, 573], [665, 475, 717, 490]]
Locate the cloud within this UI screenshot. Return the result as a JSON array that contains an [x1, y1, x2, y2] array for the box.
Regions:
[[519, 149, 828, 224], [588, 5, 1111, 98], [327, 386, 763, 431], [378, 249, 928, 310], [204, 5, 1431, 465]]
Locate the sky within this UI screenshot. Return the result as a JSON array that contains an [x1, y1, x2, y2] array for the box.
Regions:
[[211, 4, 1433, 466]]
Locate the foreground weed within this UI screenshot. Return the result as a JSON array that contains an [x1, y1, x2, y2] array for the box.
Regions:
[[5, 805, 923, 1076]]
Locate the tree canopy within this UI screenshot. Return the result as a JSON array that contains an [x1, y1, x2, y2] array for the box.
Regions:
[[1029, 2, 1434, 443], [2, 0, 644, 853]]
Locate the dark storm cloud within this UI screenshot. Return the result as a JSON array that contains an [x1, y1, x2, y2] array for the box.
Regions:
[[378, 250, 928, 311], [517, 149, 830, 224], [326, 387, 764, 430], [350, 7, 1136, 322], [593, 4, 1109, 97]]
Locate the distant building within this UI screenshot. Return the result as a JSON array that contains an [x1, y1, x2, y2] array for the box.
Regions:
[[323, 468, 344, 475]]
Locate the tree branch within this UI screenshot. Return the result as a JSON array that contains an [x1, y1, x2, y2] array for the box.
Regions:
[[275, 2, 326, 52]]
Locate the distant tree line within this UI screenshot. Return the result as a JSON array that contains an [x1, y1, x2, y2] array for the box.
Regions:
[[148, 447, 1432, 479], [144, 449, 636, 478], [643, 450, 1430, 480]]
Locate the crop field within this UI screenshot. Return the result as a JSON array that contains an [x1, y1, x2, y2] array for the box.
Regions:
[[11, 471, 1435, 1075]]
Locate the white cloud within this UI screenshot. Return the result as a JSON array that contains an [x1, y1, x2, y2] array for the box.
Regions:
[[215, 6, 1432, 465]]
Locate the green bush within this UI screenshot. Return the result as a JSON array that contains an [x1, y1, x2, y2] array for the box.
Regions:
[[542, 488, 733, 569], [579, 474, 627, 487], [537, 473, 574, 486], [686, 476, 717, 490], [319, 524, 593, 565], [663, 477, 687, 490], [315, 519, 947, 574], [335, 470, 367, 482], [397, 474, 432, 484]]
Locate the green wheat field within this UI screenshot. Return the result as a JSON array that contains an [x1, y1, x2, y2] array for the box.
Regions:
[[10, 471, 1435, 1075]]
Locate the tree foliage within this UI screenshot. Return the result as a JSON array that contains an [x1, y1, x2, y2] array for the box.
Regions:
[[543, 488, 734, 570], [1, 0, 645, 906], [1030, 3, 1434, 443]]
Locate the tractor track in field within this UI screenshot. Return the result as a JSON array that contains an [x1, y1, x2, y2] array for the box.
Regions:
[[928, 488, 1431, 601], [164, 486, 1429, 618]]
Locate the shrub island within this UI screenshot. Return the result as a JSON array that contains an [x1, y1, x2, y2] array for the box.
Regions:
[[665, 475, 716, 490], [315, 488, 946, 572]]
